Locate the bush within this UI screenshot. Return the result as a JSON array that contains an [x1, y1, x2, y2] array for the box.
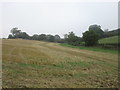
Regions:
[[83, 30, 99, 46]]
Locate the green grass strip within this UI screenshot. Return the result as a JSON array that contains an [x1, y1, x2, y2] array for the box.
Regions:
[[59, 43, 119, 54]]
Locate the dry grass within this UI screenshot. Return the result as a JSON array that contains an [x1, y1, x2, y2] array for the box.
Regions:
[[2, 39, 118, 88]]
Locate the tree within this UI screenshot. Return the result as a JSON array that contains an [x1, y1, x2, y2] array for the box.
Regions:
[[54, 34, 61, 42], [103, 29, 120, 38], [67, 32, 77, 45], [63, 34, 68, 39], [32, 34, 39, 40], [10, 27, 21, 37], [63, 34, 68, 43], [104, 29, 109, 32], [38, 34, 46, 41], [46, 35, 54, 42], [8, 34, 14, 39], [89, 24, 104, 38], [65, 32, 81, 46], [49, 36, 54, 42], [10, 27, 18, 36], [20, 32, 29, 39], [83, 30, 99, 46]]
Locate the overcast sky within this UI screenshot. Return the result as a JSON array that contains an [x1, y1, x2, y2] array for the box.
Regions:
[[1, 1, 118, 38]]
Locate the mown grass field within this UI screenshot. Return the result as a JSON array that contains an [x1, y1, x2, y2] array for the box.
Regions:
[[2, 39, 119, 88], [99, 36, 120, 44], [60, 43, 119, 54]]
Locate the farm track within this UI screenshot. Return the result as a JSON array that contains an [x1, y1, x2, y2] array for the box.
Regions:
[[2, 39, 119, 88]]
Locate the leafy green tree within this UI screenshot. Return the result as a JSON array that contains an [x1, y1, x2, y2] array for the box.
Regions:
[[83, 30, 99, 46], [49, 36, 54, 42], [63, 34, 68, 39], [63, 34, 68, 43], [46, 35, 55, 42], [89, 24, 104, 38], [32, 34, 39, 40], [103, 29, 120, 38], [10, 27, 21, 37], [65, 32, 82, 46], [54, 34, 61, 42], [8, 34, 14, 39], [67, 32, 76, 42], [20, 32, 29, 39], [38, 34, 46, 41]]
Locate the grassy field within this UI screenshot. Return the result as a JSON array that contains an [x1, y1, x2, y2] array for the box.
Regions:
[[2, 39, 118, 88], [60, 43, 119, 54], [99, 36, 120, 44]]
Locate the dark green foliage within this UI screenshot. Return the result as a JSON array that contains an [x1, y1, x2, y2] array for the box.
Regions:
[[9, 27, 30, 39], [65, 32, 82, 46], [32, 34, 39, 40], [8, 34, 14, 39], [10, 27, 21, 37], [20, 32, 30, 39], [89, 24, 104, 38], [8, 28, 62, 43], [9, 26, 119, 47], [38, 34, 46, 41], [103, 28, 120, 38], [83, 30, 99, 46], [46, 35, 54, 42], [63, 34, 68, 43], [54, 35, 61, 42], [15, 32, 29, 39], [67, 32, 76, 42]]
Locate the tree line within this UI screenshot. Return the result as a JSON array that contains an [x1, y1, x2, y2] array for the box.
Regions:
[[8, 24, 119, 46], [102, 29, 120, 38], [8, 27, 61, 43]]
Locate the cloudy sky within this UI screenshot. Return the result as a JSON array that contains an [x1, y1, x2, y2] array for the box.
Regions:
[[1, 0, 118, 38]]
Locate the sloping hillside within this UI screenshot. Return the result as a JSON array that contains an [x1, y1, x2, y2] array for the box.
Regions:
[[99, 36, 120, 44], [2, 39, 118, 88]]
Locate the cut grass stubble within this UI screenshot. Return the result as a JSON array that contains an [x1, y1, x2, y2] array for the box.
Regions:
[[2, 39, 118, 88]]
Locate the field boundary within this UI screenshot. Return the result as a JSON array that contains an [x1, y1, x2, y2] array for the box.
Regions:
[[59, 43, 119, 54]]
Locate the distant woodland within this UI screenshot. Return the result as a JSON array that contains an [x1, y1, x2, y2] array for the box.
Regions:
[[8, 24, 120, 47]]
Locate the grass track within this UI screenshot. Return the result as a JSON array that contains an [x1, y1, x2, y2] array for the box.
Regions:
[[2, 39, 118, 88]]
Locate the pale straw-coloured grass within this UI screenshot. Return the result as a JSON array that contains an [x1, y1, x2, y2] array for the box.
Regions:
[[2, 39, 118, 88]]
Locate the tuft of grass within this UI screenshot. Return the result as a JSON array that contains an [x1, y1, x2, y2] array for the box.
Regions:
[[19, 63, 45, 69], [52, 63, 65, 69], [73, 73, 88, 78], [68, 61, 92, 68], [59, 43, 119, 54]]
